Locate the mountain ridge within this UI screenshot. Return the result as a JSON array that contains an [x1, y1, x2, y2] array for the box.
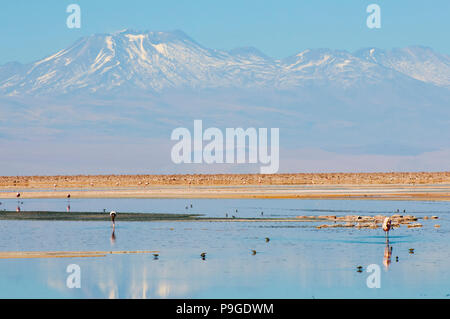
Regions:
[[0, 30, 449, 96]]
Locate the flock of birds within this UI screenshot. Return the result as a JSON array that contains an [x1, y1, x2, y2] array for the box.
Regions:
[[8, 193, 416, 266], [109, 203, 269, 259]]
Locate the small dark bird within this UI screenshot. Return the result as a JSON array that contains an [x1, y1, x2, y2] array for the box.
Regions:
[[396, 256, 399, 262], [153, 253, 159, 260], [16, 193, 20, 198], [265, 237, 270, 242], [409, 248, 415, 254], [190, 204, 193, 208], [261, 211, 264, 216], [67, 194, 71, 199], [356, 266, 363, 273], [235, 209, 238, 212], [200, 252, 206, 260], [225, 213, 228, 218], [251, 250, 257, 255], [185, 206, 188, 209], [232, 215, 236, 219]]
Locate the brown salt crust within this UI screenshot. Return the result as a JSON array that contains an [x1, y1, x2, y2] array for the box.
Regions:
[[0, 250, 159, 259], [1, 172, 450, 188], [407, 223, 423, 228], [1, 185, 450, 201]]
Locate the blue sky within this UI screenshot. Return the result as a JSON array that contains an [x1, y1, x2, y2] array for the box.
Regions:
[[0, 0, 449, 64]]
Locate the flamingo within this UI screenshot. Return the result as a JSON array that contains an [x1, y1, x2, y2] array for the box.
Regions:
[[110, 210, 117, 227], [382, 216, 392, 238], [66, 194, 71, 211]]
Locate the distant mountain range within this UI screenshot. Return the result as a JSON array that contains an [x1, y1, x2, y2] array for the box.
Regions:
[[0, 30, 449, 174], [0, 29, 449, 95]]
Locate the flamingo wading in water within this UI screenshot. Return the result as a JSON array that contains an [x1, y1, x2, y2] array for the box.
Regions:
[[382, 216, 392, 238], [110, 210, 117, 227], [16, 192, 21, 207]]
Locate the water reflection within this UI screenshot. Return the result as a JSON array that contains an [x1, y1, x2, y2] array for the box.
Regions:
[[0, 234, 446, 299], [383, 238, 393, 270], [111, 229, 116, 245], [0, 198, 449, 298], [2, 197, 450, 219]]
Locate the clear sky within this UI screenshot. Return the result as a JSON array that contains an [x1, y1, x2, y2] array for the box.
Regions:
[[0, 0, 449, 64]]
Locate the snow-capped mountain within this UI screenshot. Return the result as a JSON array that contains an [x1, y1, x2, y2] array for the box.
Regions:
[[355, 46, 450, 88], [0, 30, 277, 95], [0, 30, 449, 95], [1, 30, 449, 175], [279, 48, 418, 88]]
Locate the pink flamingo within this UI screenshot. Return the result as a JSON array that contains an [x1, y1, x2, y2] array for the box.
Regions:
[[382, 216, 392, 238], [110, 210, 117, 227]]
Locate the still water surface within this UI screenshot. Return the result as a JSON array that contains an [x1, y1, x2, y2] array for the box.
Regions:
[[0, 198, 449, 298]]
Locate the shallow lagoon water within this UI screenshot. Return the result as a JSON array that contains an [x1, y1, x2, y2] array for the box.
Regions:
[[2, 197, 450, 218], [0, 198, 449, 298]]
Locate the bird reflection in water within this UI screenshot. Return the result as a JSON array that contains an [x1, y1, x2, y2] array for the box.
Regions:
[[111, 228, 116, 245], [383, 237, 393, 270], [16, 205, 21, 212], [67, 205, 71, 212]]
